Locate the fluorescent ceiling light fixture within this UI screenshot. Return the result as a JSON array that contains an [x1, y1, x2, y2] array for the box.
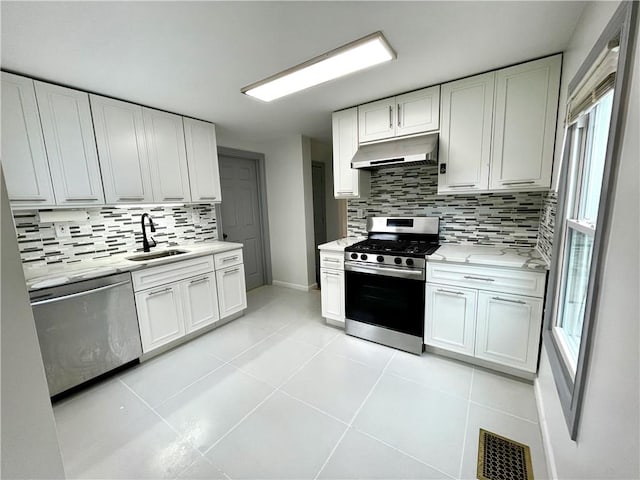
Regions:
[[241, 31, 396, 102]]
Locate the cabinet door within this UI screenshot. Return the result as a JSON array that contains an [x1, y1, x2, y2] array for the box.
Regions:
[[216, 263, 247, 318], [34, 81, 104, 205], [1, 72, 55, 206], [490, 55, 561, 191], [424, 284, 477, 355], [142, 108, 191, 202], [320, 268, 344, 323], [90, 94, 153, 203], [358, 97, 395, 143], [184, 118, 222, 203], [395, 86, 440, 136], [135, 284, 185, 353], [475, 291, 543, 372], [438, 72, 494, 194], [181, 274, 219, 333], [332, 108, 370, 199]]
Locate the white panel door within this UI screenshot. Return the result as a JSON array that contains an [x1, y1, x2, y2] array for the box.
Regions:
[[183, 118, 222, 203], [395, 86, 440, 136], [135, 284, 185, 353], [90, 94, 153, 203], [181, 274, 219, 333], [320, 268, 344, 323], [424, 284, 477, 355], [34, 81, 104, 205], [331, 108, 369, 198], [438, 72, 495, 194], [142, 108, 191, 202], [1, 72, 55, 206], [358, 97, 395, 143], [216, 263, 247, 318], [475, 291, 543, 372], [490, 54, 561, 191]]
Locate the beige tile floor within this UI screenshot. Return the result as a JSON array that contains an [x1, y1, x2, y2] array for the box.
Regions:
[[53, 285, 548, 479]]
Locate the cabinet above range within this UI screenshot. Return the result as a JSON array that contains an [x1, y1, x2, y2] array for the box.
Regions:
[[1, 72, 222, 209]]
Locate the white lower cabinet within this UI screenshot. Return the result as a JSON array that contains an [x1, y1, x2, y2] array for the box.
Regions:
[[320, 268, 345, 323], [215, 263, 247, 318], [425, 262, 546, 376], [136, 284, 186, 353], [181, 274, 220, 333]]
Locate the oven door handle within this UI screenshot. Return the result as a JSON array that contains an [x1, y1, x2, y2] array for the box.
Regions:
[[345, 263, 425, 280]]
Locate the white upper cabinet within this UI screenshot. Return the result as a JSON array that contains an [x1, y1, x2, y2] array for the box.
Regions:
[[90, 94, 154, 204], [332, 108, 370, 199], [1, 72, 55, 207], [183, 118, 222, 203], [34, 81, 104, 205], [490, 54, 561, 191], [142, 108, 191, 203], [358, 86, 440, 143], [438, 72, 495, 194]]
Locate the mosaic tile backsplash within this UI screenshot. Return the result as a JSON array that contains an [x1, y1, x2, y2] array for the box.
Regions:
[[14, 204, 217, 268], [536, 190, 557, 262], [347, 164, 546, 247]]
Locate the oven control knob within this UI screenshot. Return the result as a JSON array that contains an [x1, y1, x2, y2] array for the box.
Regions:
[[376, 255, 384, 263], [360, 254, 368, 260], [394, 257, 402, 265], [406, 258, 414, 266], [350, 253, 358, 260]]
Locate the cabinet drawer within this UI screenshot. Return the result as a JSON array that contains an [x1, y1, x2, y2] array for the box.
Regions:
[[132, 255, 214, 291], [214, 249, 243, 270], [426, 262, 546, 297], [320, 251, 344, 270]]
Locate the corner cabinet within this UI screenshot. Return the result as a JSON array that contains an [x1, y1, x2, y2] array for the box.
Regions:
[[319, 250, 345, 327], [184, 118, 222, 203], [0, 72, 55, 207], [424, 262, 546, 377], [331, 108, 370, 199]]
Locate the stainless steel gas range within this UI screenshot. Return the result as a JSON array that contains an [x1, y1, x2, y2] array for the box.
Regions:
[[344, 216, 440, 355]]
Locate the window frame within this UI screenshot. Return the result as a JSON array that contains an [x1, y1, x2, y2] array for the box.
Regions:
[[542, 0, 637, 440]]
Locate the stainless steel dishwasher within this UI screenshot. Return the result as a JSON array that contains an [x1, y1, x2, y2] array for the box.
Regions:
[[30, 272, 142, 397]]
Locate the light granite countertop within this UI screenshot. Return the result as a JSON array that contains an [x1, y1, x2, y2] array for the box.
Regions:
[[317, 237, 364, 252], [429, 244, 550, 271], [24, 241, 244, 291]]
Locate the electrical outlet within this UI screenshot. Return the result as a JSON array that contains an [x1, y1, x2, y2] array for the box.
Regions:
[[53, 223, 71, 239]]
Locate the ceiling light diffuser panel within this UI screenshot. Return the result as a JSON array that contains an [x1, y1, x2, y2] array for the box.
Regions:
[[241, 31, 396, 102]]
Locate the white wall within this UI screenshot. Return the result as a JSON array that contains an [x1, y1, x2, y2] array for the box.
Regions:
[[0, 169, 66, 479], [536, 2, 640, 479], [310, 139, 343, 242]]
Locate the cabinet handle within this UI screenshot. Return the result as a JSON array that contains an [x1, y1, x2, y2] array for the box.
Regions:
[[437, 288, 465, 296], [323, 258, 340, 263], [502, 180, 535, 186], [224, 268, 240, 275], [492, 296, 526, 305], [397, 104, 401, 127], [163, 197, 184, 201], [450, 184, 476, 188], [149, 287, 172, 296], [190, 276, 209, 285], [464, 275, 495, 282], [200, 196, 217, 200], [63, 198, 98, 202], [324, 272, 340, 277], [389, 106, 393, 129], [119, 196, 144, 201], [222, 256, 239, 262]]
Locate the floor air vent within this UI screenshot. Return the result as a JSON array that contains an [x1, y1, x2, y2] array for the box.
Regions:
[[477, 429, 534, 480]]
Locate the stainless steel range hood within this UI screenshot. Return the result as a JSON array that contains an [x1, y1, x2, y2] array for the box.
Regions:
[[351, 133, 438, 169]]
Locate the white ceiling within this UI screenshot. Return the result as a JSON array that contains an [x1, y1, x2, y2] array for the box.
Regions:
[[1, 1, 586, 144]]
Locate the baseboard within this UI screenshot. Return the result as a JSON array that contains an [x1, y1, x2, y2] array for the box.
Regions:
[[534, 376, 558, 480], [272, 280, 316, 291]]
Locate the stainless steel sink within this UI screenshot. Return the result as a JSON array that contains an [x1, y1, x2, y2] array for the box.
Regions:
[[126, 249, 188, 262]]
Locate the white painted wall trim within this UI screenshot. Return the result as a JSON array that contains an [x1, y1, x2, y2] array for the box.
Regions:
[[272, 280, 317, 292], [534, 376, 559, 480]]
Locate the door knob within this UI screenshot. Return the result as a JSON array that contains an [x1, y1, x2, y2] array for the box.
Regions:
[[223, 233, 228, 240]]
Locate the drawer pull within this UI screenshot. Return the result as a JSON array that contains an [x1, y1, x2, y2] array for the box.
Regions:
[[437, 288, 465, 296], [224, 268, 240, 275], [323, 258, 340, 262], [464, 275, 495, 282], [449, 184, 476, 188], [324, 272, 340, 277], [502, 180, 535, 186], [149, 287, 171, 296], [222, 256, 239, 262], [190, 276, 209, 285], [492, 296, 526, 305]]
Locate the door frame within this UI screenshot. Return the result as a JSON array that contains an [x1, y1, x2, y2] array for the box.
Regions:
[[311, 161, 327, 285], [216, 146, 272, 286]]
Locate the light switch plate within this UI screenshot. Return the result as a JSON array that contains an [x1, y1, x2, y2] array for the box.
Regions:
[[54, 223, 71, 239]]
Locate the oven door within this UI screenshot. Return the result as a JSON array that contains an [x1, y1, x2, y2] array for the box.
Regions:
[[345, 263, 425, 337]]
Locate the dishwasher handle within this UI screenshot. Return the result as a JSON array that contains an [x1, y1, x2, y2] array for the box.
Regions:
[[30, 280, 131, 306]]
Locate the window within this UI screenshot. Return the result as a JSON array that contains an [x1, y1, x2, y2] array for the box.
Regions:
[[543, 1, 636, 440]]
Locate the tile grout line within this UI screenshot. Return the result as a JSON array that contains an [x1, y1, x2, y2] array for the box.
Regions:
[[313, 350, 397, 480], [467, 399, 540, 425], [457, 368, 474, 479]]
